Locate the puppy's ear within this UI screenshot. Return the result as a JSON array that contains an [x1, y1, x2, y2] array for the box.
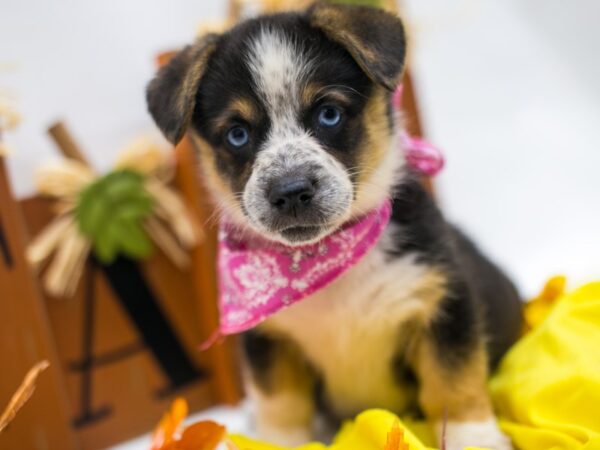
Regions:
[[308, 2, 406, 91], [146, 34, 219, 144]]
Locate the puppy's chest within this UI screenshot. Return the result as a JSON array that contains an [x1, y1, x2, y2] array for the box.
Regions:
[[265, 238, 447, 416]]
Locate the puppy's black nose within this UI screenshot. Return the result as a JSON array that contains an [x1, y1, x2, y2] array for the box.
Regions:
[[268, 177, 315, 212]]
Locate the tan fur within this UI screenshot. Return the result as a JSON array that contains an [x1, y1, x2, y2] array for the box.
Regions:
[[213, 97, 260, 131], [351, 92, 404, 216], [253, 238, 497, 443], [356, 88, 393, 187], [245, 339, 315, 446], [178, 38, 219, 113], [300, 83, 353, 109], [249, 384, 314, 446], [317, 25, 378, 82], [190, 133, 248, 227], [308, 3, 405, 91], [309, 5, 401, 90], [261, 237, 448, 417], [309, 5, 377, 60], [413, 341, 504, 449], [300, 82, 320, 107], [412, 339, 494, 421], [173, 35, 220, 143]]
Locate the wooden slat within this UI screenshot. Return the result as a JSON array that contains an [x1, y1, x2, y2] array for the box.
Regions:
[[47, 122, 89, 165], [174, 138, 242, 405], [0, 156, 79, 450]]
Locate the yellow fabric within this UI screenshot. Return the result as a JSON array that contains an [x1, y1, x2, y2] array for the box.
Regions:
[[491, 281, 600, 450], [230, 280, 600, 450], [522, 275, 567, 331], [230, 409, 486, 450]]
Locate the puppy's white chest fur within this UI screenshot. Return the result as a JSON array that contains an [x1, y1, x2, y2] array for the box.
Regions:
[[265, 232, 446, 416]]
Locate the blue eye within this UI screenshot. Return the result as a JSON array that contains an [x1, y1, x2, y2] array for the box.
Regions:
[[318, 106, 342, 127], [226, 126, 249, 148]]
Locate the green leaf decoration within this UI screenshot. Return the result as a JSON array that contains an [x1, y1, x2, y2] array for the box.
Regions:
[[76, 170, 154, 264]]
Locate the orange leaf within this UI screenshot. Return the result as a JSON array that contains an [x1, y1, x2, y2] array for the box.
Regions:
[[384, 421, 410, 450], [177, 421, 226, 450], [151, 397, 189, 450], [0, 360, 49, 434]]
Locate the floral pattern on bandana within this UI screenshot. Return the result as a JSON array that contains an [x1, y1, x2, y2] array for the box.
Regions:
[[217, 200, 392, 334]]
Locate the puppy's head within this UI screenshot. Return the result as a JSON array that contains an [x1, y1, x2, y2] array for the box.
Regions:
[[147, 2, 406, 245]]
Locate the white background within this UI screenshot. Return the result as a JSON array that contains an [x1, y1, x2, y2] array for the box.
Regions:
[[2, 0, 599, 296]]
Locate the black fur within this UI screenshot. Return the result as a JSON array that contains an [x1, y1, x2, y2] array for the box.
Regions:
[[388, 174, 522, 369], [146, 34, 219, 144], [191, 12, 375, 194], [148, 3, 522, 434], [242, 329, 279, 392], [450, 227, 523, 367], [242, 174, 522, 421], [308, 2, 406, 90]]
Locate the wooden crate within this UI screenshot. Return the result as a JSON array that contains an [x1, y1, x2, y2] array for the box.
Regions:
[[0, 138, 242, 450]]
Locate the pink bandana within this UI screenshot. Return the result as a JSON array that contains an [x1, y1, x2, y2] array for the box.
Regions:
[[201, 84, 443, 347], [216, 200, 392, 335], [393, 84, 444, 177], [402, 132, 444, 177]]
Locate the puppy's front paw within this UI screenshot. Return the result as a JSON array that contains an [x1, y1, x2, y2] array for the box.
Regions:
[[257, 424, 312, 447], [439, 419, 513, 450]]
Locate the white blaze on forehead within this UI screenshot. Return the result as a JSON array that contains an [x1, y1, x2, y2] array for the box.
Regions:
[[241, 27, 354, 243], [246, 27, 313, 132]]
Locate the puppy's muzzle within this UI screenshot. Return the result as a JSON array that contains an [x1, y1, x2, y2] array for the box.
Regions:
[[266, 175, 324, 243], [268, 176, 316, 215], [243, 137, 353, 244]]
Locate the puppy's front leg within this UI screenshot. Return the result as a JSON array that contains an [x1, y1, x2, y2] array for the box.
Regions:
[[413, 336, 512, 450], [242, 330, 316, 446]]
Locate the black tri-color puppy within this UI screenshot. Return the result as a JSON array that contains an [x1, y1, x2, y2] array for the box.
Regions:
[[147, 3, 522, 449]]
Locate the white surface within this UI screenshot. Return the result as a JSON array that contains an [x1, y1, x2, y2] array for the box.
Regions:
[[3, 1, 598, 448]]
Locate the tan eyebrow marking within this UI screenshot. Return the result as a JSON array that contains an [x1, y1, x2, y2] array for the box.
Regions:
[[301, 83, 354, 108], [213, 97, 259, 130]]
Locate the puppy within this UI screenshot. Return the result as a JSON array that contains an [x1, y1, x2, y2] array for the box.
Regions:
[[146, 3, 522, 449]]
